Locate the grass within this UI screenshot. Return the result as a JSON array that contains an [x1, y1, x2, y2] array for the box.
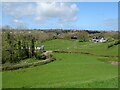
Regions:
[[97, 57, 118, 63], [2, 53, 118, 88], [19, 58, 40, 64], [38, 39, 118, 56], [0, 72, 1, 89], [2, 39, 118, 88]]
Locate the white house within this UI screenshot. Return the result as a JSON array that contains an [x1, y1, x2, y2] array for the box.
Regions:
[[35, 45, 44, 52], [35, 47, 41, 50], [92, 36, 107, 43], [99, 37, 107, 42], [28, 31, 31, 33]]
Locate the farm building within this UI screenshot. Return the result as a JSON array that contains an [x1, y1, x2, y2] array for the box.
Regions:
[[35, 45, 44, 52], [92, 36, 107, 43]]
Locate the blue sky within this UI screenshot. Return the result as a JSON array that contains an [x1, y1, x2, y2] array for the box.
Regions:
[[1, 2, 118, 30]]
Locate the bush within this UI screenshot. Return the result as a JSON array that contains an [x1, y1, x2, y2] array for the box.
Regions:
[[2, 63, 33, 71], [114, 40, 120, 45], [108, 44, 114, 48], [51, 56, 56, 61], [35, 52, 42, 60], [108, 40, 120, 48], [41, 54, 47, 60]]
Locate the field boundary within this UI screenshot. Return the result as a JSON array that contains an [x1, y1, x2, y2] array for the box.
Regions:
[[1, 58, 56, 71], [53, 50, 118, 57]]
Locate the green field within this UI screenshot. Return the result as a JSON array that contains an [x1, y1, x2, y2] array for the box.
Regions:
[[40, 39, 118, 56], [2, 39, 118, 88]]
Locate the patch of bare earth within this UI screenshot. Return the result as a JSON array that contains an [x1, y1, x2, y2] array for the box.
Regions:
[[111, 61, 120, 65]]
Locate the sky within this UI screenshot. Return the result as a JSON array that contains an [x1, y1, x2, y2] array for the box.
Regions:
[[1, 2, 118, 31]]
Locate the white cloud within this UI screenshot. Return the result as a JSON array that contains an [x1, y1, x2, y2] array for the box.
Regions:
[[12, 19, 22, 23], [2, 2, 79, 22], [35, 2, 79, 22], [11, 19, 28, 29], [1, 0, 119, 2], [2, 2, 35, 18]]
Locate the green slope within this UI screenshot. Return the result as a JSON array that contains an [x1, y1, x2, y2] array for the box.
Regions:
[[2, 53, 118, 88], [42, 39, 118, 56]]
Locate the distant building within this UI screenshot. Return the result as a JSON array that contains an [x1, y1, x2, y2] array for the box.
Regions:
[[35, 45, 44, 52], [92, 36, 107, 43], [28, 31, 31, 33], [40, 45, 44, 52], [35, 47, 41, 50]]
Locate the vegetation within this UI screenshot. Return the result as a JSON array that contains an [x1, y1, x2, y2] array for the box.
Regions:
[[108, 40, 120, 48], [2, 30, 49, 64], [41, 39, 118, 56], [2, 31, 35, 64], [2, 57, 56, 71], [1, 29, 119, 88], [2, 53, 118, 88]]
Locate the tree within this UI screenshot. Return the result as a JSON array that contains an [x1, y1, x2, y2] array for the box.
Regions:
[[31, 37, 35, 57], [77, 31, 89, 42]]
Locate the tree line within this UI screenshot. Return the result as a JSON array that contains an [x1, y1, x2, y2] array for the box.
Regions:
[[2, 29, 119, 64], [2, 30, 38, 64]]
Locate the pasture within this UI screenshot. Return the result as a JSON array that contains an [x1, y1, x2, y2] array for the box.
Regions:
[[39, 39, 118, 56], [2, 39, 118, 88]]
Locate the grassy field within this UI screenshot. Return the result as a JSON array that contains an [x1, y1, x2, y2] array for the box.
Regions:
[[2, 53, 118, 88], [40, 39, 118, 56], [2, 39, 118, 88]]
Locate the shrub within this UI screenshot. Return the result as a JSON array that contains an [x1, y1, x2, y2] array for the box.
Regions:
[[108, 44, 114, 48], [35, 52, 42, 60], [107, 40, 120, 48], [114, 40, 120, 45], [41, 54, 47, 60]]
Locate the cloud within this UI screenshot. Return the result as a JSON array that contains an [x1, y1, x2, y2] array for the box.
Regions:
[[2, 2, 79, 23], [35, 2, 79, 22], [1, 0, 119, 2], [11, 19, 28, 29], [12, 19, 22, 23], [2, 2, 35, 18]]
